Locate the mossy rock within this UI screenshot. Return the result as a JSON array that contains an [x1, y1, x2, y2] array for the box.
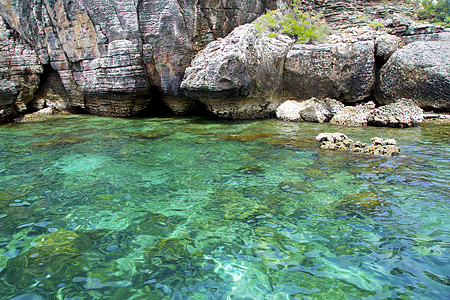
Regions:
[[303, 168, 328, 179], [237, 164, 265, 175], [279, 180, 315, 194], [335, 192, 390, 216], [30, 137, 86, 149], [4, 229, 98, 289], [143, 237, 199, 262], [127, 212, 178, 237], [217, 132, 273, 141], [266, 136, 317, 150], [131, 129, 172, 140], [211, 189, 245, 204]]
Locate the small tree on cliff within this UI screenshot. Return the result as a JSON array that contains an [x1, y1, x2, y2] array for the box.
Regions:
[[255, 0, 328, 43]]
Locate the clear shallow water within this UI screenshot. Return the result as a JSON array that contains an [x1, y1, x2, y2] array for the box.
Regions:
[[0, 115, 448, 299]]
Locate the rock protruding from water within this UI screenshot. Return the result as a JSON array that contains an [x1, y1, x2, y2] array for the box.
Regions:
[[276, 98, 344, 123], [330, 99, 423, 127], [278, 99, 424, 128], [316, 133, 401, 156]]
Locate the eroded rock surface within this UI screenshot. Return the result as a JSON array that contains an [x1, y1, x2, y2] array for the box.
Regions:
[[330, 102, 376, 127], [181, 24, 295, 118], [0, 0, 277, 121], [317, 133, 401, 156], [330, 100, 424, 127]]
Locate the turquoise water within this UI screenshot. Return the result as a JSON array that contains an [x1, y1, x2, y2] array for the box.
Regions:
[[0, 115, 448, 299]]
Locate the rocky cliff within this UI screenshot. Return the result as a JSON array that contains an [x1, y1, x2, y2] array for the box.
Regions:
[[0, 0, 277, 121], [0, 0, 448, 122]]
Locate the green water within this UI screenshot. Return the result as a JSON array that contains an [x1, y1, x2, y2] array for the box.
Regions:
[[0, 115, 448, 299]]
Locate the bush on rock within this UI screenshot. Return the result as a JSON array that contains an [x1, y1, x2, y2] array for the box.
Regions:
[[256, 0, 328, 43]]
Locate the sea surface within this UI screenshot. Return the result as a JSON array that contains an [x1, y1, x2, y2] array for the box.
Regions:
[[0, 115, 448, 299]]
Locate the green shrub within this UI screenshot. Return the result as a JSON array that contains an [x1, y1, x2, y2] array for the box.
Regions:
[[255, 0, 328, 43], [417, 0, 450, 27]]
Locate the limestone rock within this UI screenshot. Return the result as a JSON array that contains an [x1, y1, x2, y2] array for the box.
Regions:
[[377, 41, 450, 110], [276, 98, 344, 123], [276, 100, 303, 121], [316, 133, 400, 156], [330, 102, 376, 127], [368, 99, 424, 128], [316, 132, 348, 143]]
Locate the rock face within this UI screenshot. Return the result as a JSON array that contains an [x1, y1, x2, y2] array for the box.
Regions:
[[0, 0, 277, 121], [0, 20, 43, 122], [316, 133, 401, 156], [377, 41, 450, 110], [276, 98, 344, 123], [0, 0, 448, 122]]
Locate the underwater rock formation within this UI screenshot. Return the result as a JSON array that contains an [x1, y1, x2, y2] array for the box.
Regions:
[[316, 133, 401, 156]]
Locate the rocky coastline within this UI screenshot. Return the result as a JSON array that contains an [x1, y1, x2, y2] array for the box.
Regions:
[[0, 0, 448, 125]]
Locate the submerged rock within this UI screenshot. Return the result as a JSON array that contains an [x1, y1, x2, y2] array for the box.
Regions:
[[143, 237, 198, 262], [336, 191, 390, 217], [3, 229, 97, 289], [316, 133, 401, 156]]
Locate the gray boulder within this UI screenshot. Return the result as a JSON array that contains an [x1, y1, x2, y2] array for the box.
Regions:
[[181, 24, 295, 118], [377, 41, 450, 110], [276, 98, 344, 123], [283, 41, 376, 103], [375, 34, 403, 66]]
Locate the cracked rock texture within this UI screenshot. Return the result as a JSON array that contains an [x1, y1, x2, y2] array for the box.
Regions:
[[0, 0, 276, 120], [377, 41, 450, 110]]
